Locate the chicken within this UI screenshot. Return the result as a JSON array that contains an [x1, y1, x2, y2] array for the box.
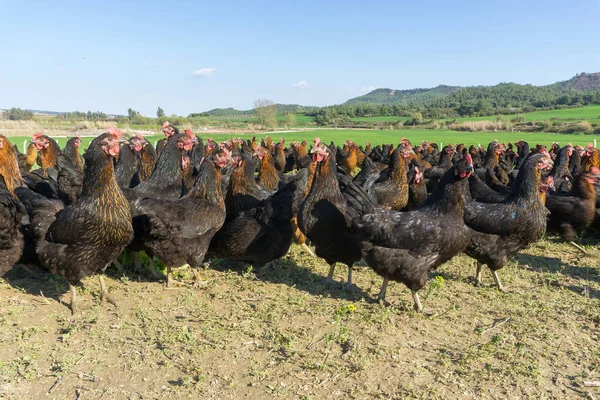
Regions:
[[352, 155, 474, 311], [15, 142, 37, 176], [424, 144, 455, 192], [31, 132, 61, 176], [209, 163, 312, 267], [338, 141, 359, 175], [549, 144, 574, 193], [0, 135, 25, 275], [371, 146, 409, 210], [546, 167, 600, 253], [156, 121, 179, 158], [255, 146, 281, 191], [62, 134, 84, 172], [133, 150, 229, 287], [404, 159, 427, 211], [273, 139, 286, 172], [15, 129, 133, 314], [137, 136, 157, 183], [298, 142, 365, 288], [463, 153, 553, 291], [225, 153, 272, 221], [123, 131, 198, 277], [115, 135, 141, 188]]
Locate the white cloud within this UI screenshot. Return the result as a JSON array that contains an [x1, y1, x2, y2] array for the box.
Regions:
[[56, 66, 65, 72], [360, 85, 376, 92], [292, 80, 308, 88], [192, 68, 216, 77]]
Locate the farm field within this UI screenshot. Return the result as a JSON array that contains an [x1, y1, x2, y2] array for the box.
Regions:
[[350, 105, 600, 124], [0, 236, 598, 399], [7, 129, 600, 155]]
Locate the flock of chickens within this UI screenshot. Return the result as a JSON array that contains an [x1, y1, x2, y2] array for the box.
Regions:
[[1, 122, 599, 314]]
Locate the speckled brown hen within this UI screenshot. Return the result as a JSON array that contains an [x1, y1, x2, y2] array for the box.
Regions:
[[16, 129, 133, 314]]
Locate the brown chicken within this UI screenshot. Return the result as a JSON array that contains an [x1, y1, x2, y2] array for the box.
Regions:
[[16, 129, 133, 314], [255, 146, 280, 191], [546, 167, 600, 254], [0, 135, 25, 275], [339, 141, 359, 175], [31, 132, 61, 176], [62, 134, 84, 172], [371, 146, 409, 210]]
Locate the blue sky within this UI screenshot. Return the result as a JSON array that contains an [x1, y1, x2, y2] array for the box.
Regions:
[[1, 0, 599, 116]]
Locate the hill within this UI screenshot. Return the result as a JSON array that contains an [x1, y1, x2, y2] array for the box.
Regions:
[[195, 104, 318, 118], [344, 85, 461, 106], [345, 72, 600, 106]]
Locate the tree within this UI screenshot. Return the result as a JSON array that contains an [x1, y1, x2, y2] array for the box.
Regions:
[[254, 99, 277, 130], [127, 108, 138, 122], [157, 106, 165, 118], [7, 107, 33, 121], [284, 113, 297, 127]]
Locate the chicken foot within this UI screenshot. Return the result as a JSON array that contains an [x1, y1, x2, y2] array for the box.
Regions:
[[192, 269, 208, 288], [166, 266, 187, 288], [326, 263, 336, 281], [99, 275, 118, 308], [491, 271, 505, 293]]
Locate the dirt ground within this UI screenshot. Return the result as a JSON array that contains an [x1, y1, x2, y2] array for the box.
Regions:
[[0, 236, 599, 400]]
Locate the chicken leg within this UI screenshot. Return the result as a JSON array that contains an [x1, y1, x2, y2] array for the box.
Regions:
[[411, 290, 423, 313], [69, 283, 78, 315], [326, 263, 336, 281], [133, 252, 142, 274], [491, 271, 505, 293], [475, 261, 484, 285], [346, 266, 353, 289], [301, 243, 316, 258], [569, 241, 588, 255], [377, 278, 389, 305], [147, 257, 162, 280], [99, 275, 118, 308]]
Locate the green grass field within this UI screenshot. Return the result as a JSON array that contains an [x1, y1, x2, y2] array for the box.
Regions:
[[211, 114, 315, 125], [349, 105, 600, 124], [7, 129, 600, 154]]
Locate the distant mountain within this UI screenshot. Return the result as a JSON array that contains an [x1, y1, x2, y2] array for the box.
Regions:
[[345, 73, 600, 106], [344, 85, 461, 106], [546, 72, 600, 91], [197, 104, 317, 117]]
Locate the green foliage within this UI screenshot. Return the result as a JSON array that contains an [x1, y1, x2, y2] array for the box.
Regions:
[[6, 107, 34, 120], [345, 85, 461, 106], [156, 106, 165, 118]]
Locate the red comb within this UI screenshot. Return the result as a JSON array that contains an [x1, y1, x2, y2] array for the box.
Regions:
[[162, 121, 170, 129], [75, 133, 81, 139], [465, 154, 473, 164], [184, 129, 194, 137], [135, 132, 144, 140], [107, 128, 122, 137], [32, 131, 43, 140]]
